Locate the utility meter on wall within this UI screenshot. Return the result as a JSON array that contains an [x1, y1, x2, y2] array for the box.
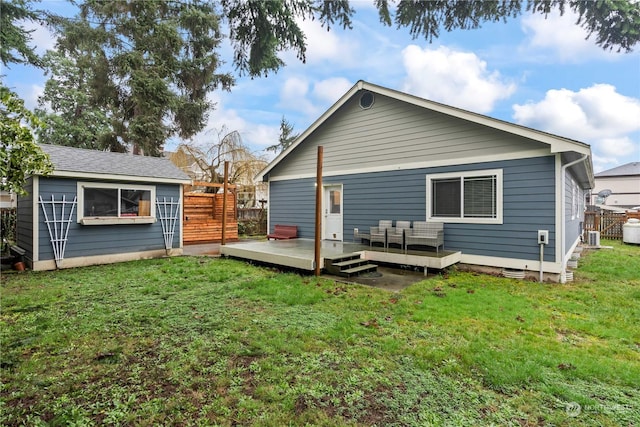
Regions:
[[538, 230, 549, 245]]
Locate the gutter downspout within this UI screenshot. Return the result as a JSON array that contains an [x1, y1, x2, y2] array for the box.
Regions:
[[560, 154, 589, 283]]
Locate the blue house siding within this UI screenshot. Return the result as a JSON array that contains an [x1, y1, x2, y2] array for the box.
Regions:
[[564, 170, 584, 256], [36, 177, 181, 262], [270, 156, 557, 262], [16, 178, 34, 260]]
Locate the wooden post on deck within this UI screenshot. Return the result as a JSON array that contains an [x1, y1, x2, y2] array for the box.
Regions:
[[314, 146, 323, 276], [222, 161, 229, 245]]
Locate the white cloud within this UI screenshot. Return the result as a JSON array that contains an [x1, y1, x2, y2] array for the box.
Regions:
[[21, 19, 57, 55], [520, 10, 623, 63], [184, 91, 280, 154], [512, 84, 640, 172], [25, 84, 44, 111], [279, 77, 318, 116], [599, 137, 637, 158], [278, 76, 353, 119], [512, 84, 640, 140], [297, 18, 351, 64], [245, 124, 280, 150], [312, 77, 352, 105], [401, 45, 516, 114]]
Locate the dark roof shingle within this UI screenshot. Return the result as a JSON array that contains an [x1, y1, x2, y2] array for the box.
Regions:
[[40, 144, 190, 182], [595, 162, 640, 177]]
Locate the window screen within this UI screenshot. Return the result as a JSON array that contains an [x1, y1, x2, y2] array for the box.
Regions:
[[463, 175, 496, 218], [432, 178, 461, 217]]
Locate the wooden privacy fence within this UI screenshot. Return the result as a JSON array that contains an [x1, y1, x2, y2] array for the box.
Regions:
[[183, 190, 238, 244], [584, 210, 640, 240]]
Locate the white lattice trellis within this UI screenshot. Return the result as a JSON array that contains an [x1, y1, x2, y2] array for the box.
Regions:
[[156, 197, 181, 250], [39, 195, 77, 268]]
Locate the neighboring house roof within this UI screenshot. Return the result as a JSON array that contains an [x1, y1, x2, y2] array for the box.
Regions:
[[257, 80, 593, 187], [595, 162, 640, 177], [164, 149, 206, 178], [39, 144, 191, 184]]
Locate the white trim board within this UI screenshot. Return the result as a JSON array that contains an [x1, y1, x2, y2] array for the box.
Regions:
[[30, 248, 183, 271], [50, 170, 190, 185]]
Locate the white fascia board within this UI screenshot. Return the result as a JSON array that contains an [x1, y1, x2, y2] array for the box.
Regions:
[[49, 170, 191, 185]]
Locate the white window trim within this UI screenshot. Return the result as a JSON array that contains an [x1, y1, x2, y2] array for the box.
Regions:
[[77, 181, 156, 225], [426, 169, 503, 224], [571, 178, 578, 220]]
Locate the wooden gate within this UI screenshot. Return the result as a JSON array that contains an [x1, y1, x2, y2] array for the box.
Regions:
[[183, 184, 238, 244], [584, 210, 640, 240]]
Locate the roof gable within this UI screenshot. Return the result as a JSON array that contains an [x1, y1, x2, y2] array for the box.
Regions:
[[40, 144, 190, 184], [258, 80, 593, 187]]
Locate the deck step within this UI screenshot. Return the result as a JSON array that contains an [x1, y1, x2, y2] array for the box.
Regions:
[[332, 258, 367, 268], [324, 252, 377, 277], [324, 253, 361, 262], [341, 263, 378, 276]]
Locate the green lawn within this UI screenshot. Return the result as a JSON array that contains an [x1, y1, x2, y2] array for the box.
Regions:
[[1, 240, 639, 426]]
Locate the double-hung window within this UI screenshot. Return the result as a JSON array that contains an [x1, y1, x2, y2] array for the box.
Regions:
[[427, 169, 503, 224], [77, 182, 156, 225]]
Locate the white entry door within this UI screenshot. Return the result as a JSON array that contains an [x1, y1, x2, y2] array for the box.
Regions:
[[323, 185, 343, 241]]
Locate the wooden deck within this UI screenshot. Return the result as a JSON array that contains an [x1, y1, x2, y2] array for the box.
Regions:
[[220, 239, 461, 273]]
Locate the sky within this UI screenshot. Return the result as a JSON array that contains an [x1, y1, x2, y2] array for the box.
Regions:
[[2, 1, 639, 174]]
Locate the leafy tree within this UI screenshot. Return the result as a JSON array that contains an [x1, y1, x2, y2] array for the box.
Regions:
[[42, 0, 637, 158], [0, 86, 53, 196], [0, 0, 42, 67], [50, 0, 234, 156], [1, 0, 52, 196], [377, 0, 639, 53], [266, 116, 300, 155], [222, 0, 639, 74], [35, 50, 111, 150]]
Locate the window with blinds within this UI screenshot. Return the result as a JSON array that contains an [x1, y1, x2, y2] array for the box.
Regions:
[[428, 169, 502, 224], [463, 175, 496, 218]]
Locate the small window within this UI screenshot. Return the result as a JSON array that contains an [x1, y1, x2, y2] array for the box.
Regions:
[[427, 169, 502, 224], [78, 182, 156, 225], [571, 178, 578, 220], [330, 190, 341, 214]]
